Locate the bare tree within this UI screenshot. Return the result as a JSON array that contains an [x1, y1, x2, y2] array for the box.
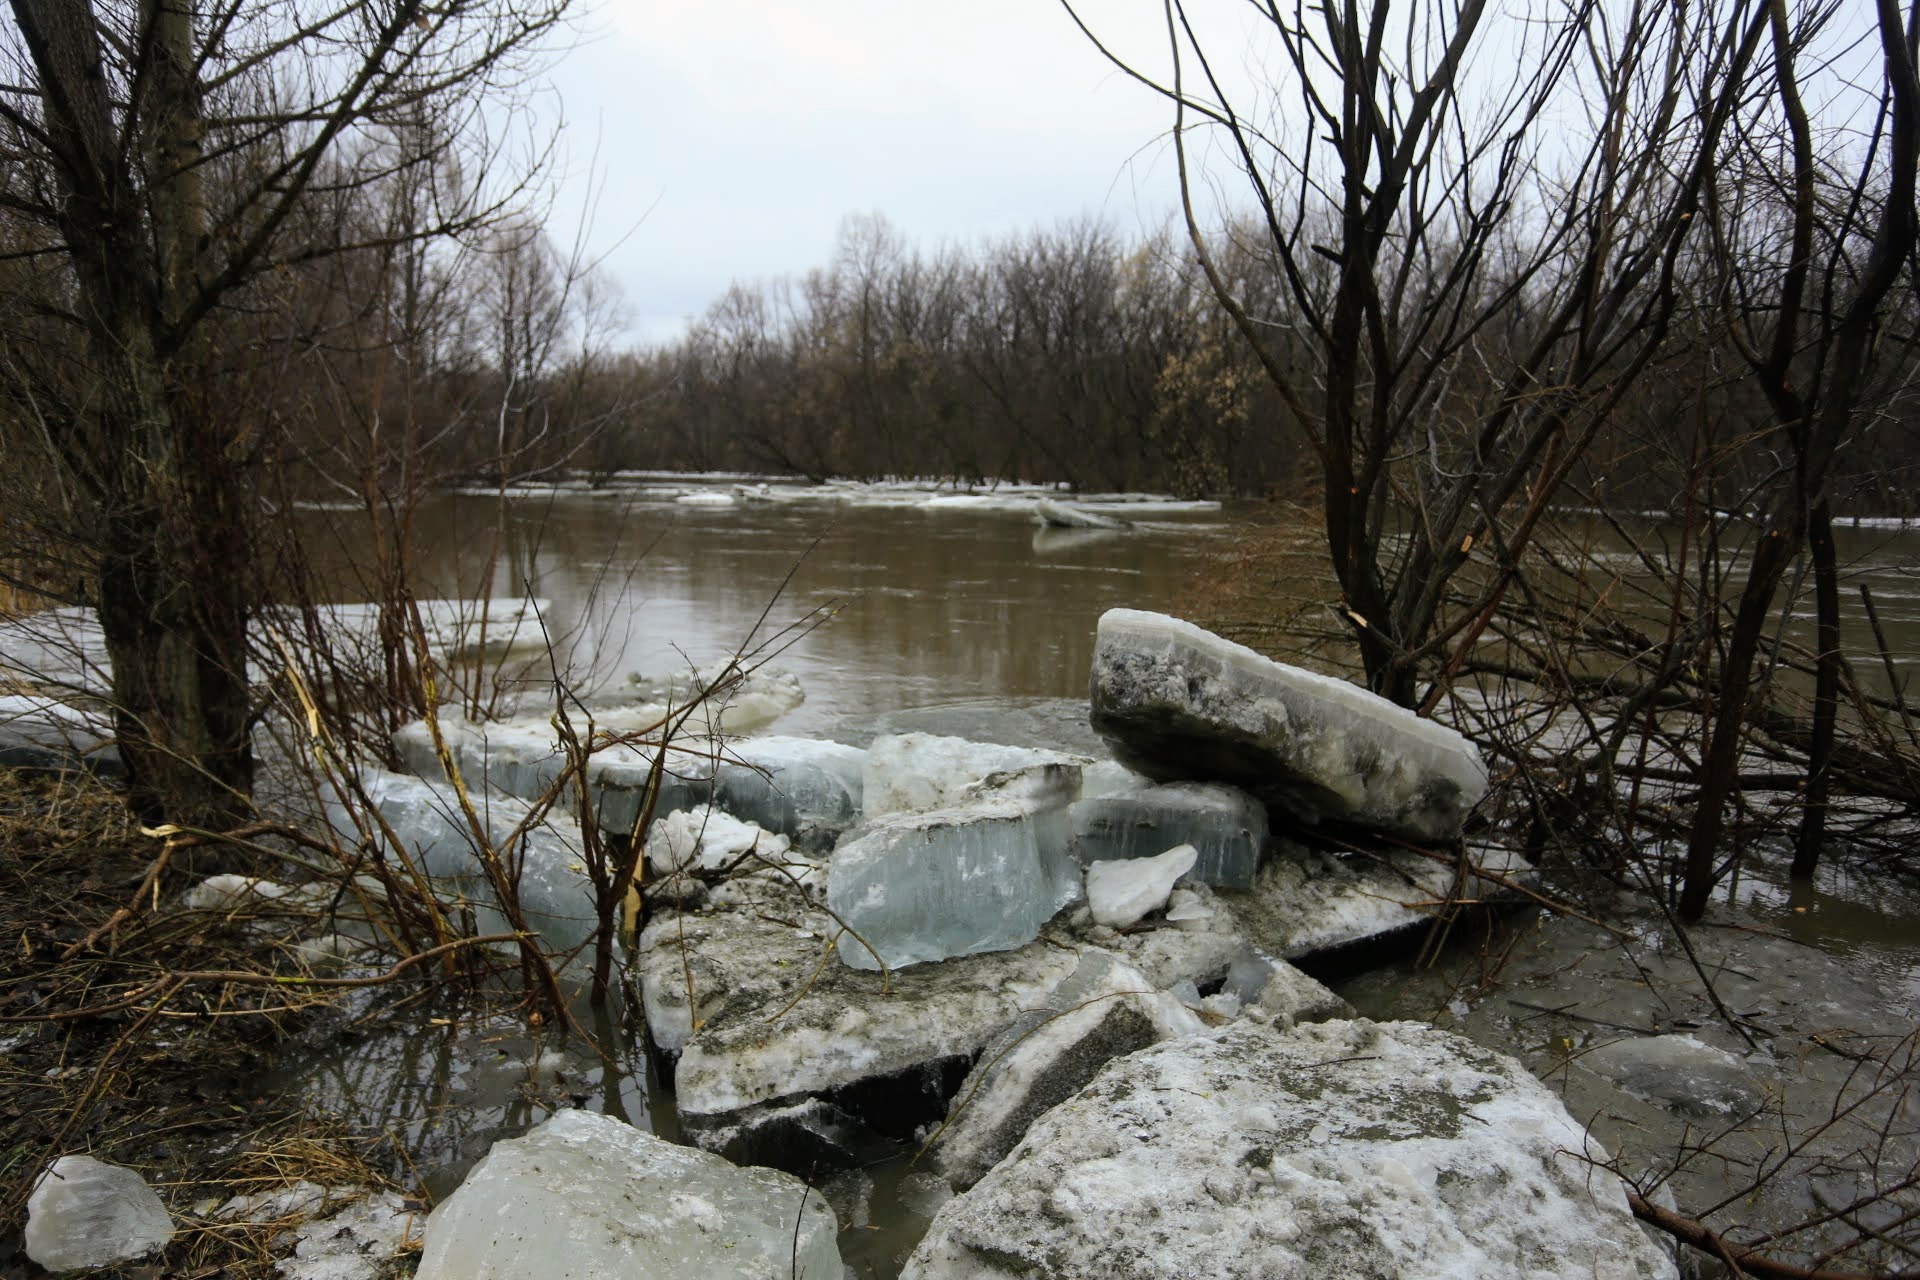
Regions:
[[0, 0, 570, 826], [1678, 0, 1919, 916], [1065, 0, 1770, 706]]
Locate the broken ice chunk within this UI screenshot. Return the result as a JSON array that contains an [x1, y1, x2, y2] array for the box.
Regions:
[[579, 741, 714, 836], [906, 1019, 1677, 1280], [1163, 888, 1212, 924], [863, 733, 1085, 817], [1089, 608, 1489, 840], [392, 716, 566, 804], [709, 736, 865, 849], [26, 1156, 174, 1272], [928, 950, 1202, 1188], [1070, 780, 1267, 889], [622, 662, 807, 735], [829, 798, 1082, 970], [276, 1190, 414, 1280], [1085, 843, 1198, 929], [394, 715, 862, 849], [1079, 758, 1151, 800], [394, 715, 710, 838], [645, 804, 791, 877], [183, 873, 298, 913], [328, 770, 597, 955], [1577, 1034, 1763, 1119], [414, 1110, 840, 1280], [1223, 837, 1504, 962]]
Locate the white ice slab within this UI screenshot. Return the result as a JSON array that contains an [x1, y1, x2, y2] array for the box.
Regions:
[[905, 1019, 1675, 1280], [414, 1110, 840, 1280], [828, 798, 1080, 970], [927, 951, 1203, 1188], [862, 732, 1084, 818], [646, 804, 791, 876], [1090, 609, 1488, 840], [26, 1156, 174, 1272], [1084, 843, 1199, 929]]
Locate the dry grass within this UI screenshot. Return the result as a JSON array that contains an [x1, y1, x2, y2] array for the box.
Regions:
[[0, 768, 421, 1277]]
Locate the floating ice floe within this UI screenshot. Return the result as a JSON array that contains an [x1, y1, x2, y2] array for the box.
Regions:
[[621, 660, 808, 736], [1035, 498, 1134, 530], [414, 1109, 841, 1280], [904, 1019, 1676, 1280], [1577, 1033, 1764, 1119], [553, 474, 1224, 517], [1071, 780, 1267, 888], [26, 1155, 174, 1273], [0, 599, 549, 698], [1090, 608, 1489, 840]]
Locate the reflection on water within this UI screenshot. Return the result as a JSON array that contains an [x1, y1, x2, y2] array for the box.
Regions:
[[270, 995, 669, 1201], [1543, 515, 1920, 699]]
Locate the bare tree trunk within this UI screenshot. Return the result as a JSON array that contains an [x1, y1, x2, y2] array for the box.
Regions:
[[1792, 498, 1841, 879], [1678, 504, 1800, 920], [11, 0, 256, 829], [95, 365, 257, 830], [1681, 0, 1918, 920]]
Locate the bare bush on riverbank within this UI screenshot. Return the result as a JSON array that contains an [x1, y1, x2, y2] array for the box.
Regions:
[[1079, 0, 1918, 914]]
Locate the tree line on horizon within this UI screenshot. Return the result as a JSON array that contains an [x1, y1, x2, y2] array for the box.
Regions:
[[272, 205, 1920, 514]]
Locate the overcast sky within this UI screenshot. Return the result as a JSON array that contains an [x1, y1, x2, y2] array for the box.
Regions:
[[543, 1, 1195, 342]]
